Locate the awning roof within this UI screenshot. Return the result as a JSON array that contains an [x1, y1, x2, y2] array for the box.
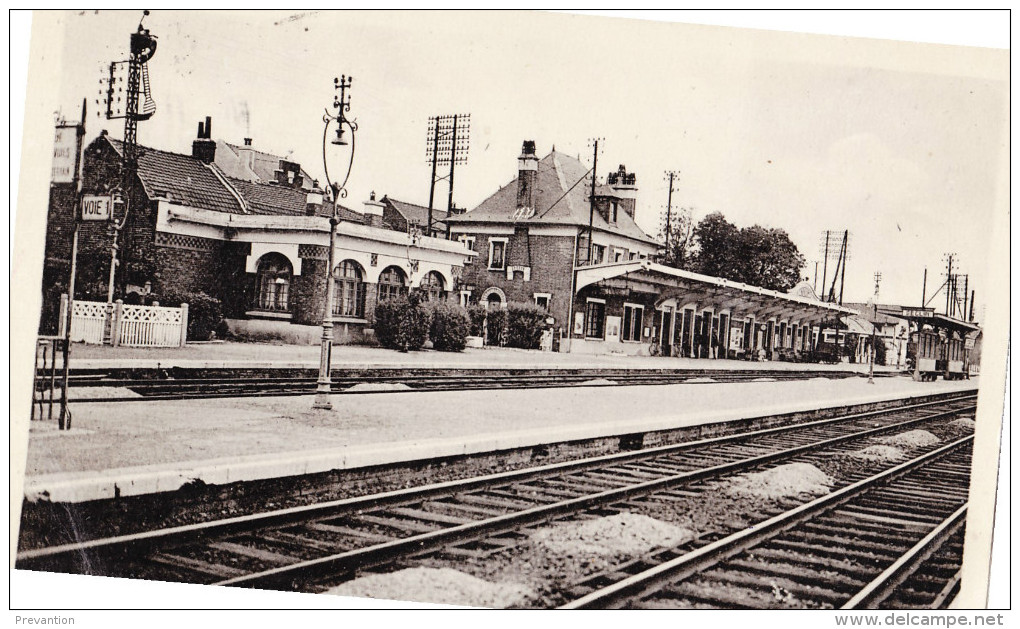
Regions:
[[878, 307, 982, 335], [576, 260, 857, 322]]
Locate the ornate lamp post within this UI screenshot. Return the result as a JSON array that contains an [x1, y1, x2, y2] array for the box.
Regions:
[[313, 75, 357, 410]]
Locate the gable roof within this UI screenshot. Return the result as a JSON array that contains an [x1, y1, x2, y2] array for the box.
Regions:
[[108, 137, 244, 214], [382, 196, 449, 231], [446, 150, 659, 245]]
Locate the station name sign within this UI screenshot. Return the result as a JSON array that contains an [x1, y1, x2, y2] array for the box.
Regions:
[[900, 307, 935, 318], [81, 195, 112, 221]]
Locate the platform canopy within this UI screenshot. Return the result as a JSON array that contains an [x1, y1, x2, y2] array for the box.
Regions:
[[575, 260, 857, 324], [877, 306, 981, 335]]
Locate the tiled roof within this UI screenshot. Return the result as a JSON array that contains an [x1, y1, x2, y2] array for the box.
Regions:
[[108, 136, 360, 219], [383, 196, 448, 230], [446, 150, 658, 245], [108, 137, 244, 214]]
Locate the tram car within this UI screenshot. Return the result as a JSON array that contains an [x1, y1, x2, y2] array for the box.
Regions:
[[911, 328, 967, 381]]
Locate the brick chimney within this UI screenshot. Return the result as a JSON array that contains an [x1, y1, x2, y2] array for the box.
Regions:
[[305, 180, 324, 216], [274, 160, 304, 189], [516, 140, 538, 218], [607, 164, 637, 219], [192, 116, 216, 163], [361, 191, 385, 229]]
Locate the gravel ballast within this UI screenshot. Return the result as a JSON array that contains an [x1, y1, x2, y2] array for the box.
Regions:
[[529, 512, 693, 557], [724, 463, 833, 499], [846, 445, 906, 463], [876, 429, 941, 449], [324, 567, 535, 608]]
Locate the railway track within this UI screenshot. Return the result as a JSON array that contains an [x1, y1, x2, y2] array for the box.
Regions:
[[63, 367, 896, 402], [17, 392, 976, 610], [562, 440, 972, 609]]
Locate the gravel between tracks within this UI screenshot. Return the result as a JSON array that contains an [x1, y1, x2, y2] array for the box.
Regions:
[[876, 429, 941, 449], [846, 445, 907, 463], [724, 463, 833, 499], [324, 566, 535, 608], [529, 513, 693, 557]]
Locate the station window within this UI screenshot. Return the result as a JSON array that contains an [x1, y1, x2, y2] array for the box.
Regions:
[[489, 238, 507, 270], [254, 253, 292, 312], [377, 265, 408, 304], [534, 293, 551, 310], [333, 260, 366, 318], [458, 235, 476, 263], [592, 244, 606, 265], [622, 304, 644, 342], [585, 299, 606, 339], [420, 271, 447, 302], [610, 201, 619, 223], [614, 250, 624, 263]]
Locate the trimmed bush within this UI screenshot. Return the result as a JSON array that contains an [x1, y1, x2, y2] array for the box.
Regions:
[[159, 289, 223, 342], [373, 293, 434, 352], [505, 302, 547, 349], [467, 304, 488, 337], [430, 301, 471, 352]]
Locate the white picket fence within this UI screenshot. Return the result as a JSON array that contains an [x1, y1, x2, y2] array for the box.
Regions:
[[67, 300, 107, 344], [60, 296, 189, 347]]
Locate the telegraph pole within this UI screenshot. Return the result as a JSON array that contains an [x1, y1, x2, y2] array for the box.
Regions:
[[425, 113, 470, 236], [663, 170, 678, 262], [820, 230, 831, 301], [587, 138, 601, 264], [944, 253, 954, 316]]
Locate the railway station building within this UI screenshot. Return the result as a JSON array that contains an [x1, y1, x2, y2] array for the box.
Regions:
[[41, 118, 474, 343], [447, 140, 856, 358]]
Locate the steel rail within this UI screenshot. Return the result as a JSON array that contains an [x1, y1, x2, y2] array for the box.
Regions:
[[17, 395, 975, 571], [62, 369, 892, 403], [841, 504, 968, 609], [211, 406, 974, 589], [559, 436, 973, 609], [17, 391, 971, 562]]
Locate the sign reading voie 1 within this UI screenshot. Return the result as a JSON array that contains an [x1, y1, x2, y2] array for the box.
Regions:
[[81, 195, 112, 221]]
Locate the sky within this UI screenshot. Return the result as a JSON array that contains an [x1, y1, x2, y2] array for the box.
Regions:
[[31, 10, 1010, 316]]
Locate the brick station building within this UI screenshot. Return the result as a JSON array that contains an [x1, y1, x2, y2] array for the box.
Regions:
[[446, 141, 659, 336], [41, 119, 473, 343], [447, 140, 855, 357]]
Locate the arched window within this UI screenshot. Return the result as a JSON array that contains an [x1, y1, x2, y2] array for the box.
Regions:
[[377, 266, 408, 303], [254, 253, 292, 312], [333, 260, 365, 318], [420, 271, 446, 302]]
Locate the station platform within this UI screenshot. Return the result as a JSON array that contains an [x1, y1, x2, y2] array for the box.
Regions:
[[16, 371, 976, 504], [58, 341, 900, 373]]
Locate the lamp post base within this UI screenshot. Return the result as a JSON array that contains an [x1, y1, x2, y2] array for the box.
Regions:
[[312, 391, 333, 410], [313, 320, 334, 410]]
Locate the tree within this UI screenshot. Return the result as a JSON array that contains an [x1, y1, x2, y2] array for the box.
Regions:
[[691, 212, 740, 278], [658, 206, 696, 270], [691, 212, 805, 292], [735, 225, 805, 292]]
